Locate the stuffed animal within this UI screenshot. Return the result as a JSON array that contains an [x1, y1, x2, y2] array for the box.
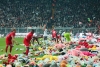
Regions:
[[38, 47, 43, 51], [67, 49, 81, 56], [66, 49, 96, 57], [0, 64, 3, 67], [60, 60, 67, 67], [89, 45, 97, 51], [81, 51, 96, 56], [36, 55, 59, 62], [86, 65, 92, 67], [97, 47, 100, 51], [55, 44, 66, 49], [29, 60, 36, 65], [0, 54, 6, 60], [3, 54, 18, 65], [6, 64, 12, 67], [38, 63, 43, 67]]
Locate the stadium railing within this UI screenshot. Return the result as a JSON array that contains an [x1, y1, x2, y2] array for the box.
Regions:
[[0, 27, 96, 35]]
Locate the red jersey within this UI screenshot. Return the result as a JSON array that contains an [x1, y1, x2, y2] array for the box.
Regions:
[[52, 30, 57, 38], [24, 32, 33, 42], [6, 32, 15, 41], [57, 34, 61, 39], [6, 32, 15, 45]]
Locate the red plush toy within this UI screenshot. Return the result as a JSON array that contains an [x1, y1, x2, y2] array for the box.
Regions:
[[3, 54, 18, 65], [77, 40, 93, 48]]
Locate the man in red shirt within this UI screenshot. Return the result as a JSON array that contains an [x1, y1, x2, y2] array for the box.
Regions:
[[23, 29, 35, 56], [57, 33, 62, 43], [5, 28, 17, 53], [52, 28, 57, 42]]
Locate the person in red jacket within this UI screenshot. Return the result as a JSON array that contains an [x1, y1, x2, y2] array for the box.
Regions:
[[52, 28, 57, 43], [5, 28, 18, 53], [23, 29, 35, 56], [57, 33, 63, 43]]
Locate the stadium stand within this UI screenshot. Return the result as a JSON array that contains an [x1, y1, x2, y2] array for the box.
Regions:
[[0, 0, 100, 28]]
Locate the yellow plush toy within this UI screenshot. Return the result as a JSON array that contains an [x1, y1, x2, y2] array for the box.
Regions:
[[48, 47, 53, 50], [42, 55, 52, 59], [36, 55, 58, 61], [38, 47, 43, 51], [50, 56, 58, 62], [0, 64, 3, 67], [36, 57, 43, 60], [84, 56, 88, 60], [89, 45, 96, 51], [36, 55, 52, 60]]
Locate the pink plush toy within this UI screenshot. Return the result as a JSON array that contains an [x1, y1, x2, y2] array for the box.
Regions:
[[66, 49, 96, 57], [29, 60, 36, 65], [81, 51, 96, 56], [97, 38, 100, 42], [38, 63, 43, 67], [97, 47, 100, 50], [86, 36, 92, 40], [67, 49, 81, 56], [75, 48, 96, 56], [55, 44, 66, 49], [63, 54, 69, 59], [0, 55, 4, 59], [86, 32, 93, 40], [58, 56, 67, 62]]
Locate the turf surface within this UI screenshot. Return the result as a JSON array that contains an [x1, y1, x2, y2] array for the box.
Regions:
[[0, 38, 58, 64], [0, 38, 26, 55]]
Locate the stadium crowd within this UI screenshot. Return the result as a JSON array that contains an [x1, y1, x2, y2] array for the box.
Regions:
[[0, 0, 100, 28]]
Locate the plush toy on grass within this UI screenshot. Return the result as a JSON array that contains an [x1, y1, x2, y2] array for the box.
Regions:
[[0, 64, 3, 67], [54, 44, 66, 50], [0, 54, 7, 60], [88, 45, 97, 51], [36, 55, 58, 62], [60, 60, 67, 67], [66, 48, 96, 57], [38, 47, 43, 51], [0, 49, 3, 52], [3, 54, 18, 65]]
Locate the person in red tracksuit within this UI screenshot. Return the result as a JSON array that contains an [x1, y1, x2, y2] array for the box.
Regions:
[[52, 28, 57, 42], [57, 33, 62, 43], [23, 29, 35, 56], [5, 28, 18, 53]]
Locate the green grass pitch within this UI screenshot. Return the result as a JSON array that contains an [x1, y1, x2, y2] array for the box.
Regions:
[[0, 38, 26, 55], [0, 38, 46, 64]]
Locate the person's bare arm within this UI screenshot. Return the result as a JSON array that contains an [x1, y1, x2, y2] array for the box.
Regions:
[[11, 36, 18, 45], [43, 24, 46, 30]]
